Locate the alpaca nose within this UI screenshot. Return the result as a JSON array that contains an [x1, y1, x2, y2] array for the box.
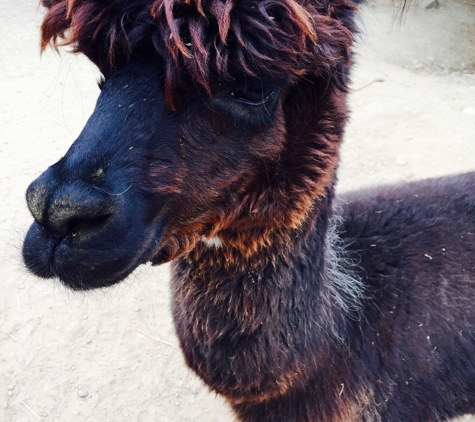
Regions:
[[26, 171, 116, 240]]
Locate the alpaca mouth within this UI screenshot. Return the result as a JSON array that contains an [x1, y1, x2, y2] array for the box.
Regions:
[[22, 218, 163, 290], [23, 222, 58, 279]]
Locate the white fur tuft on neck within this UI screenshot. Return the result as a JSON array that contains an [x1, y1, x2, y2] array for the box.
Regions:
[[201, 236, 223, 248]]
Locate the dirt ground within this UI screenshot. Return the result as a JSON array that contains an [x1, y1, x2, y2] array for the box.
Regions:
[[1, 0, 474, 421]]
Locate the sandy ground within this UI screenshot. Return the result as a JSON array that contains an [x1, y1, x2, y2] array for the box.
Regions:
[[1, 0, 474, 421]]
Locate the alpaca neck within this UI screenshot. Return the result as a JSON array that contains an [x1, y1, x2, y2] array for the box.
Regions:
[[171, 189, 363, 407]]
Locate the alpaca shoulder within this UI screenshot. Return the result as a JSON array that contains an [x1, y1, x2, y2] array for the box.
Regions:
[[340, 173, 475, 349], [338, 171, 475, 270], [333, 172, 475, 420]]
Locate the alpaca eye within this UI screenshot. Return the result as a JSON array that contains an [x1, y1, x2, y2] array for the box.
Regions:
[[230, 81, 274, 105]]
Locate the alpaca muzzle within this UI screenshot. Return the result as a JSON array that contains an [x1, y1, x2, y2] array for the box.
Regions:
[[26, 168, 116, 242], [22, 163, 146, 289]]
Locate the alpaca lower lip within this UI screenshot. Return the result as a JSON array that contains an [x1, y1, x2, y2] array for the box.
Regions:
[[22, 222, 57, 279], [22, 219, 162, 290]]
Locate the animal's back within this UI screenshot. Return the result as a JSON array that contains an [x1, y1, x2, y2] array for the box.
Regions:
[[338, 172, 475, 420]]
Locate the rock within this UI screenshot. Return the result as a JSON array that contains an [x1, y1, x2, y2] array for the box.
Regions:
[[78, 389, 89, 398], [396, 155, 407, 166], [463, 107, 474, 116], [420, 0, 439, 9]]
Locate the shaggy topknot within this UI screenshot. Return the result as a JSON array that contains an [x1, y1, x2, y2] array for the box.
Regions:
[[41, 0, 356, 106]]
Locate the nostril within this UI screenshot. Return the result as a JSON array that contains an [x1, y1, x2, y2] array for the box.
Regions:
[[68, 214, 112, 240], [26, 181, 117, 241], [26, 178, 52, 226], [25, 167, 119, 242], [47, 197, 115, 240]]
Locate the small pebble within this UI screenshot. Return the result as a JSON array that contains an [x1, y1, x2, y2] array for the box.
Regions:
[[463, 107, 474, 116], [396, 155, 407, 166], [134, 306, 140, 312], [420, 0, 439, 9], [78, 389, 89, 398]]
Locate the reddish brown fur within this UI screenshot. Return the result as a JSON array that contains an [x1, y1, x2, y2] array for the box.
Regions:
[[152, 84, 346, 264], [39, 1, 354, 260], [40, 0, 355, 108]]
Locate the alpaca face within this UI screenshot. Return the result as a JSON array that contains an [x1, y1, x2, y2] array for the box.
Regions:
[[23, 59, 287, 289], [24, 0, 357, 288]]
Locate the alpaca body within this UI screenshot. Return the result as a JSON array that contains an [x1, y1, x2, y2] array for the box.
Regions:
[[173, 173, 475, 422], [340, 173, 475, 421]]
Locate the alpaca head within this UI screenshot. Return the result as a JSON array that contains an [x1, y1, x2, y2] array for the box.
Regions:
[[23, 0, 357, 289]]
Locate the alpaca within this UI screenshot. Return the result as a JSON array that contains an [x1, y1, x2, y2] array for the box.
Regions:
[[22, 0, 475, 421]]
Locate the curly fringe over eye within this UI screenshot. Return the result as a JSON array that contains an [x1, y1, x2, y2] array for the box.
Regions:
[[40, 0, 356, 108]]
